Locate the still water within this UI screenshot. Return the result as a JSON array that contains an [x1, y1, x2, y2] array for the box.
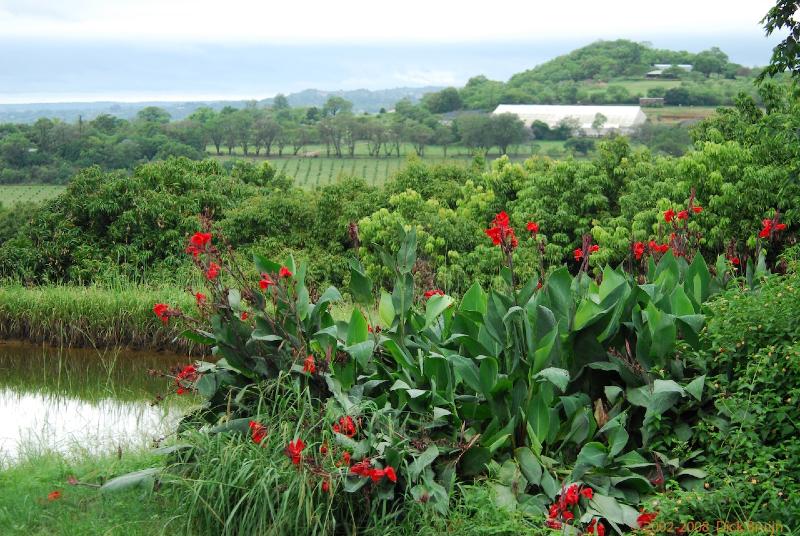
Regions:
[[0, 341, 191, 462]]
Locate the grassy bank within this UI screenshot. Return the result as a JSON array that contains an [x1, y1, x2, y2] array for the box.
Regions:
[[0, 284, 199, 353], [0, 449, 177, 536]]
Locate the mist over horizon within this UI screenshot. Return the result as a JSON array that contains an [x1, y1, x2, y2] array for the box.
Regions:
[[0, 33, 780, 105]]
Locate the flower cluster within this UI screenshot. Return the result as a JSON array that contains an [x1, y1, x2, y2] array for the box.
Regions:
[[249, 420, 267, 445], [285, 438, 305, 465], [637, 510, 658, 528], [424, 289, 444, 299], [574, 244, 599, 262], [303, 355, 316, 374], [545, 483, 596, 530], [759, 214, 787, 239], [152, 303, 172, 325], [259, 273, 275, 290], [185, 231, 212, 257], [333, 415, 357, 438], [175, 364, 199, 395], [206, 261, 220, 280], [485, 211, 518, 253], [350, 459, 397, 483], [664, 205, 702, 223]]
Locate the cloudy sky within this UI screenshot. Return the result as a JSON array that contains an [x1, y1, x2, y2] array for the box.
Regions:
[[0, 0, 783, 102]]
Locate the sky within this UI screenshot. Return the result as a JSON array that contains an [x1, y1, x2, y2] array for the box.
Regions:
[[0, 0, 784, 103]]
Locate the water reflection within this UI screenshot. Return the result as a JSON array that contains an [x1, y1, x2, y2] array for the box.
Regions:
[[0, 342, 190, 462]]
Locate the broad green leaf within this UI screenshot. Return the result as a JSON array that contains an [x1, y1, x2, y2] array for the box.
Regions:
[[348, 258, 373, 305], [575, 442, 608, 469], [685, 374, 705, 401], [346, 309, 369, 345], [479, 357, 499, 396], [227, 289, 241, 310], [378, 290, 395, 326], [644, 302, 676, 359], [450, 355, 482, 392], [408, 445, 439, 481], [397, 226, 417, 274], [514, 447, 543, 486], [344, 340, 374, 369], [534, 367, 570, 392], [425, 294, 454, 328], [527, 394, 550, 444], [100, 468, 159, 493], [460, 281, 487, 314]]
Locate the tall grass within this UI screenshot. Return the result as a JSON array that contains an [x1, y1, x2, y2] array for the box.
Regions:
[[164, 376, 549, 536], [0, 283, 201, 353]]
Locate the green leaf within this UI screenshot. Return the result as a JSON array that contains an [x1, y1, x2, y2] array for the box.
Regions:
[[527, 394, 550, 444], [379, 290, 395, 327], [253, 253, 281, 275], [685, 253, 711, 306], [100, 468, 159, 493], [685, 375, 705, 401], [228, 289, 241, 310], [348, 258, 374, 305], [344, 340, 374, 369], [408, 445, 439, 481], [425, 294, 454, 328], [181, 329, 216, 345], [450, 355, 482, 392], [346, 309, 369, 345], [669, 286, 695, 317], [644, 302, 676, 359], [514, 447, 543, 486], [397, 226, 417, 274], [533, 367, 570, 392], [576, 442, 608, 468], [460, 282, 487, 314], [479, 357, 499, 396]]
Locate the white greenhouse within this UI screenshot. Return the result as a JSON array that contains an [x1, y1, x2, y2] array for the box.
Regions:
[[492, 104, 647, 137]]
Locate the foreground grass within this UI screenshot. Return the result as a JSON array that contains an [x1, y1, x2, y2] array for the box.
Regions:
[[0, 284, 199, 353], [0, 450, 177, 536]]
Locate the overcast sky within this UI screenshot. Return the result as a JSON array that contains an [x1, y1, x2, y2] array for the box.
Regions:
[[0, 0, 784, 102]]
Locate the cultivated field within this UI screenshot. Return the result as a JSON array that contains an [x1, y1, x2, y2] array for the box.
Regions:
[[0, 184, 66, 207], [643, 105, 718, 124]]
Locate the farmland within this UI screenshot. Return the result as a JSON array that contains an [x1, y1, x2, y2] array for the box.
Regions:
[[0, 184, 66, 207]]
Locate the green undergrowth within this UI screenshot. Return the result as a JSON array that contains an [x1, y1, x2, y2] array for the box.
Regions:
[[0, 450, 178, 536], [0, 284, 200, 353]]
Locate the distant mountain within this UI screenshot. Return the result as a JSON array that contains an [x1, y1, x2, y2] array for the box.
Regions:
[[0, 86, 443, 124]]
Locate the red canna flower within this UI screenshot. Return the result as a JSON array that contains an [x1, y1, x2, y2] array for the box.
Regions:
[[176, 364, 198, 382], [633, 241, 646, 260], [564, 484, 579, 505], [587, 519, 605, 536], [47, 490, 62, 501], [562, 510, 575, 521], [637, 511, 657, 528], [369, 468, 385, 482], [384, 466, 397, 483], [153, 303, 170, 325], [776, 223, 787, 231], [545, 519, 562, 529], [485, 211, 518, 252], [206, 262, 220, 280], [728, 256, 740, 266], [185, 244, 200, 257], [526, 221, 539, 234], [334, 416, 356, 437], [285, 438, 305, 465], [194, 292, 206, 305], [279, 266, 293, 278], [259, 274, 275, 290], [303, 355, 316, 374], [249, 420, 267, 444], [320, 443, 328, 455], [176, 387, 186, 395], [424, 289, 444, 299], [693, 206, 703, 214], [589, 244, 600, 253], [580, 486, 593, 499], [342, 452, 351, 466], [190, 232, 212, 247], [322, 480, 330, 493], [240, 311, 248, 321], [677, 209, 689, 221], [648, 240, 658, 251], [350, 459, 372, 477], [659, 244, 669, 254], [573, 248, 583, 261], [664, 208, 675, 223]]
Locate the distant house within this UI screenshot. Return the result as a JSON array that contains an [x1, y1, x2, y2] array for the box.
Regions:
[[645, 64, 693, 78], [639, 97, 665, 107], [492, 105, 647, 137]]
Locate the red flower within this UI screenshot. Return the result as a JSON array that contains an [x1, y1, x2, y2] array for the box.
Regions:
[[194, 292, 206, 305], [545, 519, 562, 529], [562, 510, 574, 521], [573, 248, 583, 261], [303, 355, 316, 374], [279, 266, 293, 278], [776, 223, 787, 231], [693, 206, 703, 214], [240, 311, 248, 321], [285, 438, 305, 465], [526, 221, 539, 234], [185, 244, 200, 257], [322, 480, 330, 493], [47, 490, 62, 501], [633, 241, 646, 260], [564, 484, 579, 505], [176, 387, 186, 395], [659, 244, 670, 253], [369, 468, 385, 482], [580, 486, 594, 499], [424, 289, 444, 299], [153, 303, 170, 325], [384, 466, 397, 483], [176, 364, 198, 382], [342, 452, 351, 466], [320, 443, 328, 455], [677, 209, 689, 220], [190, 232, 212, 247], [637, 511, 657, 528], [587, 519, 606, 536], [334, 416, 356, 437], [664, 208, 675, 223], [249, 420, 267, 445], [589, 244, 600, 253], [729, 256, 741, 266], [485, 211, 518, 252], [259, 274, 275, 290], [206, 262, 220, 280], [350, 459, 372, 477]]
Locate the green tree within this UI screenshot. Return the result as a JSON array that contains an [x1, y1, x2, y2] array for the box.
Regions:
[[490, 113, 527, 154], [758, 0, 800, 82]]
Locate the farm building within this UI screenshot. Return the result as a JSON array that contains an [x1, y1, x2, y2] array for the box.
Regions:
[[492, 105, 647, 137], [646, 64, 693, 78]]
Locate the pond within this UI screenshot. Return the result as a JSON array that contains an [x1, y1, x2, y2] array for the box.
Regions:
[[0, 341, 192, 463]]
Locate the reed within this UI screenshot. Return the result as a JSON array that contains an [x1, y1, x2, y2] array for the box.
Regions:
[[0, 283, 201, 353]]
